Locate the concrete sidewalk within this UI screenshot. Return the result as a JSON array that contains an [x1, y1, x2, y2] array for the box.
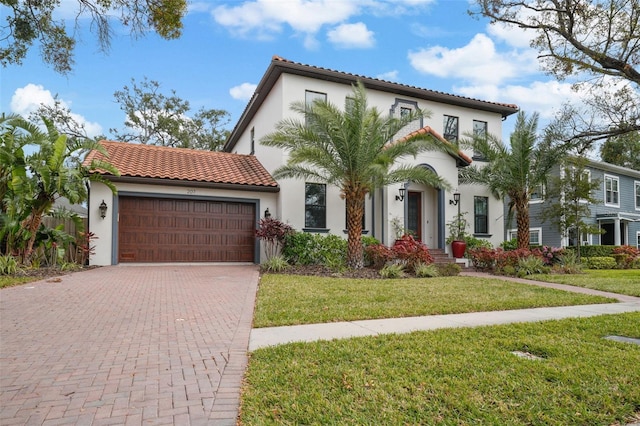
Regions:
[[249, 273, 640, 350]]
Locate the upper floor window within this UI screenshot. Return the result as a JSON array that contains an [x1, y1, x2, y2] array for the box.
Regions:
[[529, 184, 545, 203], [250, 127, 255, 155], [305, 183, 326, 229], [635, 181, 640, 210], [604, 175, 619, 206], [305, 90, 327, 126], [472, 120, 487, 160], [400, 107, 412, 119], [474, 196, 488, 234], [443, 115, 459, 142]]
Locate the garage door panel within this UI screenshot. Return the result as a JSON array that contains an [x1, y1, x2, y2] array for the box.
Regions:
[[118, 196, 255, 263]]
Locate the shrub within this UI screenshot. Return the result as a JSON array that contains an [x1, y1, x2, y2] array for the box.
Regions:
[[365, 243, 394, 269], [567, 245, 615, 258], [261, 255, 290, 273], [0, 255, 19, 275], [256, 217, 294, 260], [379, 263, 405, 279], [361, 235, 381, 266], [281, 232, 347, 268], [414, 262, 440, 278], [464, 236, 493, 257], [468, 247, 496, 271], [392, 235, 434, 273], [516, 256, 550, 276], [583, 256, 617, 270], [540, 246, 565, 265], [612, 245, 640, 269], [500, 238, 518, 251], [554, 250, 583, 274], [501, 265, 517, 276], [436, 262, 461, 276]]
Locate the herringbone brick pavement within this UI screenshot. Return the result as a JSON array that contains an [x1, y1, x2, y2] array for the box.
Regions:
[[0, 265, 259, 425]]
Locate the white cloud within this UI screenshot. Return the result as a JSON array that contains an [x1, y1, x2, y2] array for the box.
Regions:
[[327, 22, 375, 49], [212, 0, 360, 39], [10, 84, 103, 137], [408, 33, 538, 86], [230, 83, 258, 101], [456, 80, 579, 120], [376, 70, 399, 81]]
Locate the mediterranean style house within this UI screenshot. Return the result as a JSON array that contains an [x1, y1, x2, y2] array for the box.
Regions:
[[514, 159, 640, 248], [85, 56, 518, 265]]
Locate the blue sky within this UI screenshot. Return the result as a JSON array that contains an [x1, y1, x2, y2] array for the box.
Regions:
[[2, 0, 582, 142]]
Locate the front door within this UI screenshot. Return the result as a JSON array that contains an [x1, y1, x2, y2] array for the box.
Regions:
[[407, 191, 422, 240]]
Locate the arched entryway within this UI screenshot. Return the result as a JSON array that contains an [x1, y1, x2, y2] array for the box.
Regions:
[[404, 164, 444, 249]]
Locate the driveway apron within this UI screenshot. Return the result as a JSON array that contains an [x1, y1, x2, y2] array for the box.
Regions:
[[0, 265, 259, 425]]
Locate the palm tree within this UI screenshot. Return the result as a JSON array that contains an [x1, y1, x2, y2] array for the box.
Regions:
[[261, 81, 454, 269], [459, 111, 562, 250], [5, 115, 119, 262]]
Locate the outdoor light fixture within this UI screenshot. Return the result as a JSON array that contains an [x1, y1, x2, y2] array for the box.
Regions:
[[264, 208, 271, 218], [396, 185, 406, 202], [449, 192, 460, 206], [99, 200, 108, 219]]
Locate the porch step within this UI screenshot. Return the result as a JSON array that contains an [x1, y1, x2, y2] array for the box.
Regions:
[[429, 248, 470, 269]]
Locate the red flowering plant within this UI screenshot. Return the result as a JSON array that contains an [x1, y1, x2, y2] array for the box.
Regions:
[[540, 246, 565, 265], [392, 234, 434, 273], [255, 217, 294, 260], [364, 243, 395, 269], [612, 245, 640, 269]]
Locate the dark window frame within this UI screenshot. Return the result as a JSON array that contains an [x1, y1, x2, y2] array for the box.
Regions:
[[304, 183, 327, 229], [443, 115, 459, 142], [474, 196, 489, 234]]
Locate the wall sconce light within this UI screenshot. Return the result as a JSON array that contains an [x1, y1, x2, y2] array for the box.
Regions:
[[99, 200, 108, 219], [264, 208, 271, 218], [395, 185, 406, 202], [449, 192, 460, 206]]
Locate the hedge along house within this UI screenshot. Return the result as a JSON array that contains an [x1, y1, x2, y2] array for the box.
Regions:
[[84, 141, 279, 265], [224, 56, 519, 250]]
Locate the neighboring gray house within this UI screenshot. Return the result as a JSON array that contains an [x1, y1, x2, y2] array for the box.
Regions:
[[510, 159, 640, 249]]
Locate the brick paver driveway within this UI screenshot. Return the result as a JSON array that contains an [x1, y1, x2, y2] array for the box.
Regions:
[[0, 265, 259, 425]]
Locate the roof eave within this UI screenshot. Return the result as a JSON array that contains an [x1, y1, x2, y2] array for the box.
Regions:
[[102, 175, 280, 193]]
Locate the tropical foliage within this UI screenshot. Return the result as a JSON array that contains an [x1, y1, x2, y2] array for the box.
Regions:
[[261, 81, 454, 268], [0, 113, 119, 264], [459, 111, 564, 249]]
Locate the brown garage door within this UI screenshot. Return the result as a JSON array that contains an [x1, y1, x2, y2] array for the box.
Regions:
[[118, 196, 256, 263]]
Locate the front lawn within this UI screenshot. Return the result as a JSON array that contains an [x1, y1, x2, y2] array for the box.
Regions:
[[253, 274, 613, 327], [533, 269, 640, 297], [241, 312, 640, 425]]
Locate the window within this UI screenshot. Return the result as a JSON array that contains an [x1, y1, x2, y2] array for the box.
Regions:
[[508, 228, 542, 245], [578, 169, 591, 203], [637, 232, 640, 249], [604, 175, 620, 206], [250, 127, 255, 155], [472, 120, 487, 160], [474, 196, 488, 234], [529, 184, 545, 203], [443, 115, 459, 142], [635, 181, 640, 210], [305, 183, 326, 229], [305, 90, 327, 126], [400, 107, 412, 118]]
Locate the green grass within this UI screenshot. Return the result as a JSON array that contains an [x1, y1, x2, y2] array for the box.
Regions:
[[534, 269, 640, 297], [241, 312, 640, 425], [0, 275, 41, 289], [254, 275, 614, 327]]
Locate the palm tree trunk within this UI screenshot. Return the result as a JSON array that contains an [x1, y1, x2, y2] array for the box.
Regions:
[[345, 192, 365, 269], [23, 212, 44, 263], [515, 196, 530, 250]]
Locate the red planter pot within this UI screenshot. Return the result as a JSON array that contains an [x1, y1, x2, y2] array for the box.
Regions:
[[451, 240, 467, 259]]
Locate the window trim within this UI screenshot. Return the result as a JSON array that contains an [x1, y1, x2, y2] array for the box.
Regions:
[[637, 231, 640, 249], [529, 184, 545, 204], [508, 227, 542, 246], [604, 174, 620, 207], [635, 181, 640, 211], [304, 182, 327, 230], [473, 196, 489, 235], [578, 169, 591, 204], [443, 115, 459, 143]]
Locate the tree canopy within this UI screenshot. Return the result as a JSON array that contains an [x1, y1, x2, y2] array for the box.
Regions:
[[473, 0, 640, 146], [111, 77, 230, 151], [600, 130, 640, 170], [261, 81, 454, 269], [1, 0, 187, 74]]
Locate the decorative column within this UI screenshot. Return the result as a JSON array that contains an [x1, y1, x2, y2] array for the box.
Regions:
[[614, 218, 621, 246]]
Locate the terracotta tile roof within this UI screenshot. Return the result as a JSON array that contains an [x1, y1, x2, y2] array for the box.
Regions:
[[84, 141, 279, 189], [391, 126, 473, 166]]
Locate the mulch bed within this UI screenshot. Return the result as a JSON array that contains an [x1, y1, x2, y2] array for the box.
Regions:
[[269, 264, 384, 279]]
